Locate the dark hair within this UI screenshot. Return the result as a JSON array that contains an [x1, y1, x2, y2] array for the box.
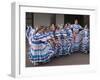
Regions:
[[63, 23, 71, 28], [35, 26, 45, 33]]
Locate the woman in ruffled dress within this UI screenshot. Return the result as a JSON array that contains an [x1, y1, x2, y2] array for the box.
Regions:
[[80, 25, 89, 53], [71, 19, 83, 53], [26, 26, 54, 66]]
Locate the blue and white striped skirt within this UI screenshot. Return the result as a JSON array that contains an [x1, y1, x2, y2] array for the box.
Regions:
[[28, 42, 54, 63], [71, 42, 80, 53], [61, 39, 71, 55]]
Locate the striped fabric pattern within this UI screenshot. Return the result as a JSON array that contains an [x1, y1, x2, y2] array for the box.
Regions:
[[80, 29, 89, 53], [26, 25, 89, 64], [26, 27, 54, 63]]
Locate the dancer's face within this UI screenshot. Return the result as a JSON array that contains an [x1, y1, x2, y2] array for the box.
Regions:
[[50, 24, 55, 31], [75, 20, 78, 24]]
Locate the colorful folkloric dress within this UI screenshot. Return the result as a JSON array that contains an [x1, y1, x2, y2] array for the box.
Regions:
[[65, 27, 73, 54], [80, 28, 89, 53], [71, 24, 82, 53], [71, 33, 81, 52], [26, 26, 35, 45], [60, 29, 68, 55], [46, 31, 56, 56], [55, 29, 62, 56], [71, 24, 82, 33], [27, 30, 54, 64]]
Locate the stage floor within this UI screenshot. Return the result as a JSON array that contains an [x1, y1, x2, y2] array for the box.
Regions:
[[26, 52, 89, 67]]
